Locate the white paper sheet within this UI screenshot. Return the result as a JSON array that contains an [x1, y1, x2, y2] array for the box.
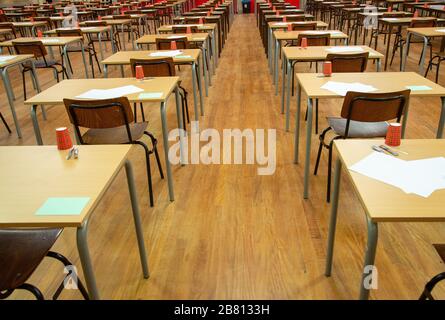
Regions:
[[273, 22, 288, 26], [349, 152, 445, 197], [0, 55, 16, 63], [325, 46, 365, 53], [42, 39, 61, 43], [320, 81, 378, 96], [75, 85, 144, 99], [149, 50, 183, 57], [435, 29, 445, 33], [167, 35, 185, 39], [301, 30, 342, 35]]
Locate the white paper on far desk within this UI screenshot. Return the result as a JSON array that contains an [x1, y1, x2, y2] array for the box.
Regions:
[[320, 81, 377, 96], [75, 85, 144, 99], [149, 50, 183, 57], [325, 46, 365, 53], [349, 151, 445, 197]]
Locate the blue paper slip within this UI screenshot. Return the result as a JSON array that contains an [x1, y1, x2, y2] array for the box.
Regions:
[[35, 197, 90, 216], [406, 85, 432, 91], [138, 92, 163, 99]]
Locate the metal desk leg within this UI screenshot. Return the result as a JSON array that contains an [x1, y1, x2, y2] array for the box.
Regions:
[[359, 217, 378, 300], [281, 55, 286, 114], [205, 45, 212, 86], [1, 68, 21, 137], [437, 96, 445, 139], [325, 158, 342, 276], [191, 62, 199, 122], [384, 24, 393, 71], [104, 64, 108, 78], [212, 29, 218, 67], [418, 35, 429, 75], [401, 32, 411, 71], [121, 24, 126, 50], [62, 45, 72, 78], [209, 36, 215, 75], [268, 27, 272, 74], [175, 86, 186, 165], [131, 23, 135, 50], [160, 101, 175, 201], [376, 58, 381, 72], [274, 38, 279, 95], [202, 50, 209, 97], [29, 61, 46, 120], [124, 160, 149, 279], [195, 61, 205, 116], [76, 218, 100, 300], [98, 32, 104, 62], [303, 98, 314, 199], [31, 104, 43, 145], [120, 65, 124, 78], [293, 83, 301, 164], [285, 60, 292, 130], [80, 42, 89, 78]]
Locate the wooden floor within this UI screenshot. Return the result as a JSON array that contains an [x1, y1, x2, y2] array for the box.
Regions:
[[4, 13, 445, 299]]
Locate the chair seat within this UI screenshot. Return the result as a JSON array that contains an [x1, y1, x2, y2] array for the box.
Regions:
[[81, 122, 147, 144], [327, 117, 388, 138], [27, 59, 59, 68]]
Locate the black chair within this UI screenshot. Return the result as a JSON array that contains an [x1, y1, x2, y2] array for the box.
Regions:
[[63, 97, 164, 207], [314, 90, 410, 202], [0, 228, 89, 300], [419, 244, 445, 300]]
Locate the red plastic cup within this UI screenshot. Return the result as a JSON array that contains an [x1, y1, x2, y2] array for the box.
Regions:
[[207, 11, 211, 16], [76, 21, 80, 28], [287, 23, 293, 31], [323, 61, 332, 77], [186, 26, 192, 34], [413, 10, 419, 17], [59, 12, 63, 17], [199, 17, 203, 24], [56, 127, 73, 150], [135, 65, 144, 80], [387, 6, 392, 12], [273, 6, 276, 11], [170, 40, 177, 50], [283, 16, 287, 22], [98, 15, 102, 21], [276, 10, 280, 16], [385, 123, 402, 147], [37, 29, 43, 38], [30, 16, 35, 22], [301, 37, 308, 48], [423, 3, 429, 8]]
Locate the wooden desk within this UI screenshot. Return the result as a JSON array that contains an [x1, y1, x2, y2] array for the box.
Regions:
[[379, 17, 437, 70], [80, 19, 134, 50], [0, 145, 148, 300], [158, 23, 219, 72], [272, 30, 349, 92], [101, 49, 205, 121], [24, 77, 183, 202], [403, 27, 445, 74], [293, 72, 445, 199], [136, 32, 214, 79], [13, 21, 48, 37], [0, 36, 89, 78], [0, 54, 41, 138], [326, 139, 445, 299], [44, 26, 112, 60], [281, 46, 384, 123]]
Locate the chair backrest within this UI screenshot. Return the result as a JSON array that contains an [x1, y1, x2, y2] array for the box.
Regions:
[[130, 57, 176, 77], [56, 28, 82, 37], [297, 33, 330, 46], [291, 22, 317, 31], [326, 52, 369, 72], [63, 97, 135, 143], [410, 18, 436, 28], [172, 25, 199, 34], [156, 36, 189, 50], [268, 16, 284, 22], [0, 228, 62, 296], [340, 90, 410, 137], [114, 14, 131, 19], [285, 15, 306, 22], [12, 40, 47, 58]]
